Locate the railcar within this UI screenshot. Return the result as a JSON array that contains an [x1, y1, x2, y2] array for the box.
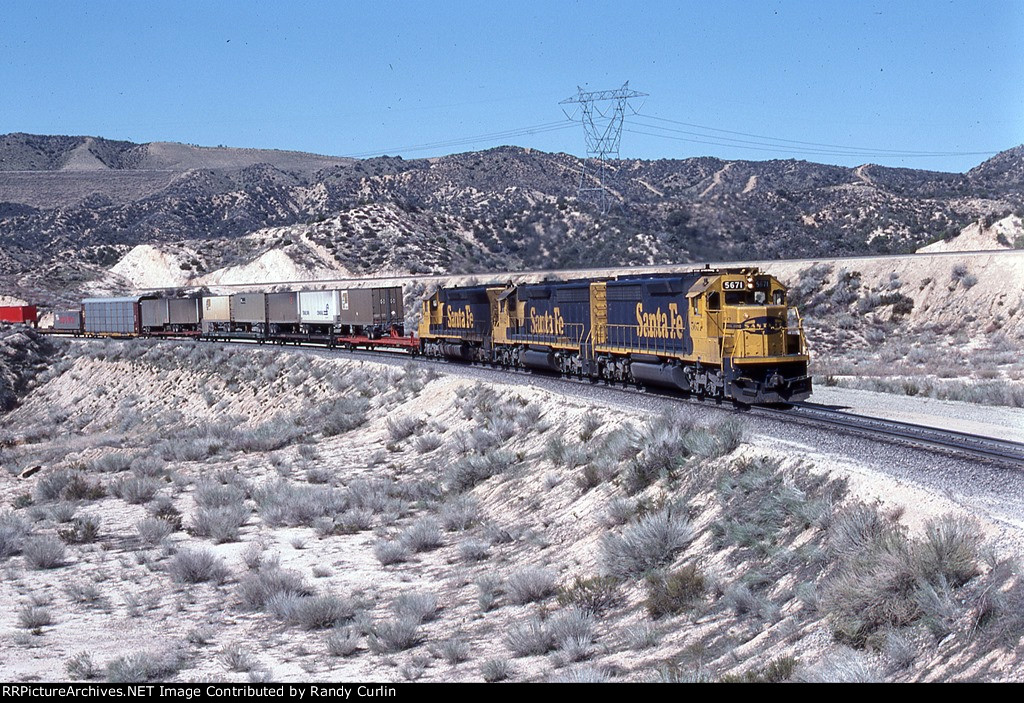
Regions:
[[422, 267, 811, 403]]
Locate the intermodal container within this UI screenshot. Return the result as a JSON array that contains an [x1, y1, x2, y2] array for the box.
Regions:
[[299, 290, 341, 325], [54, 310, 82, 332], [230, 293, 267, 324], [0, 305, 37, 324], [267, 292, 300, 324]]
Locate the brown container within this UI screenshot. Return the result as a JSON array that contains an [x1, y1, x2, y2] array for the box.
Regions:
[[168, 298, 200, 325], [267, 292, 300, 324], [141, 299, 169, 328], [230, 293, 267, 324]]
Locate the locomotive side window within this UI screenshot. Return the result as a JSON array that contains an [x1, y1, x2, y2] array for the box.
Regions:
[[707, 292, 720, 310], [773, 290, 786, 305]]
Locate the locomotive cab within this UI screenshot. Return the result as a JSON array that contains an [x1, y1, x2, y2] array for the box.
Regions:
[[701, 270, 811, 403]]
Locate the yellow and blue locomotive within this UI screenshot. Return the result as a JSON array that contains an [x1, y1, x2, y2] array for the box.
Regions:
[[419, 268, 811, 404]]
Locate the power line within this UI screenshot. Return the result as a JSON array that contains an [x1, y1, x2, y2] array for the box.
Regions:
[[634, 113, 999, 158]]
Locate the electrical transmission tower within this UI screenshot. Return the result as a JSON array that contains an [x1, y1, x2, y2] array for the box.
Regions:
[[560, 81, 647, 212]]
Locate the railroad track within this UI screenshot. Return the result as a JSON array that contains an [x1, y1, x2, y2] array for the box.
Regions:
[[750, 401, 1024, 470], [54, 333, 1024, 469]]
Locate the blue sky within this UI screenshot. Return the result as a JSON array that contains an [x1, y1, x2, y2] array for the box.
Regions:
[[1, 0, 1021, 172]]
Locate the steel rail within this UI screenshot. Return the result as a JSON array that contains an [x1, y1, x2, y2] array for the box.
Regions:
[[50, 332, 1024, 469]]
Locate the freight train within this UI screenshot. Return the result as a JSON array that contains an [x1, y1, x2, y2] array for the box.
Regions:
[[28, 266, 811, 404]]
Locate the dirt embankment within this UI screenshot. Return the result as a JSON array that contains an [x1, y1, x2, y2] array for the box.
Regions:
[[0, 341, 1021, 682]]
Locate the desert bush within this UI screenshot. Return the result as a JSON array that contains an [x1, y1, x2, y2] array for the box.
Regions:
[[219, 643, 257, 672], [436, 637, 470, 665], [400, 516, 444, 553], [254, 480, 347, 527], [549, 667, 610, 683], [557, 575, 623, 615], [325, 627, 360, 657], [912, 515, 982, 587], [194, 481, 246, 509], [684, 419, 745, 460], [0, 512, 30, 559], [111, 476, 161, 505], [136, 517, 175, 546], [445, 449, 516, 492], [90, 453, 134, 474], [273, 593, 355, 630], [18, 604, 53, 630], [23, 535, 66, 569], [58, 516, 101, 544], [148, 497, 184, 531], [238, 567, 312, 610], [549, 608, 595, 650], [459, 539, 491, 562], [105, 650, 184, 683], [723, 583, 778, 621], [506, 567, 557, 605], [621, 413, 694, 493], [387, 415, 423, 442], [601, 497, 637, 527], [440, 495, 481, 531], [33, 469, 75, 503], [168, 548, 229, 584], [624, 622, 660, 650], [392, 591, 438, 623], [481, 658, 512, 682], [65, 652, 99, 680], [714, 455, 840, 555], [796, 648, 880, 683], [320, 397, 370, 436], [130, 456, 167, 479], [374, 539, 411, 565], [61, 473, 107, 501], [476, 574, 503, 612], [414, 433, 444, 454], [644, 564, 706, 618], [368, 616, 423, 653], [506, 615, 555, 656], [191, 505, 249, 543], [821, 505, 983, 646], [601, 505, 693, 578]]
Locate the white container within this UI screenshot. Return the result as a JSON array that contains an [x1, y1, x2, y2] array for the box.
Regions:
[[299, 290, 341, 324], [201, 296, 231, 322]]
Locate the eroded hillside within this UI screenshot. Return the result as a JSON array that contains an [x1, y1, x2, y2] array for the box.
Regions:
[[0, 340, 1021, 682]]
